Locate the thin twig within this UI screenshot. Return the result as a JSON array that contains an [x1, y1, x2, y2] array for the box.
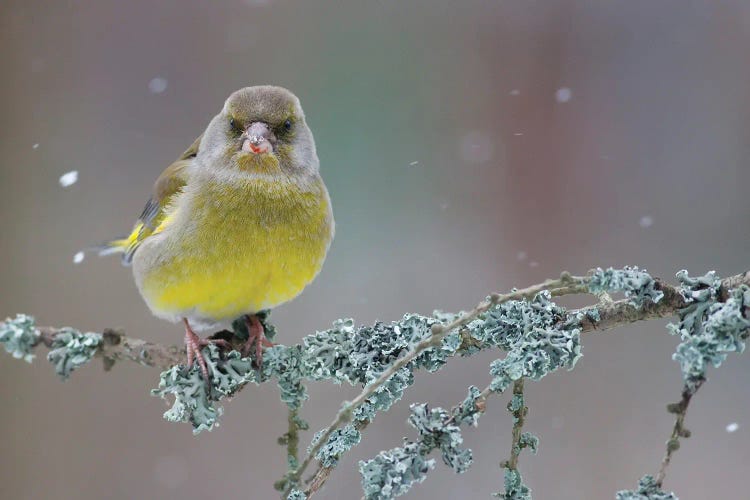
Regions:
[[36, 327, 184, 370], [502, 379, 527, 471], [274, 408, 303, 493], [303, 420, 370, 497], [655, 380, 704, 487], [287, 273, 588, 497], [296, 270, 750, 497]]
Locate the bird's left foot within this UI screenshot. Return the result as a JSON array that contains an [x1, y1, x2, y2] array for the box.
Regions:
[[183, 318, 232, 383], [241, 314, 274, 368]]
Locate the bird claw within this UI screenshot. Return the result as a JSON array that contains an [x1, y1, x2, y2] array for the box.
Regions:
[[183, 319, 232, 385], [241, 314, 274, 370]]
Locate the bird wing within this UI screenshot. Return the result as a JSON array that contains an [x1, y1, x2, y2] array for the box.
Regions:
[[101, 134, 201, 265]]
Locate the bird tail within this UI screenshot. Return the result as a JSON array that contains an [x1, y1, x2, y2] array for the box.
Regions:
[[91, 237, 130, 257], [89, 225, 141, 266]]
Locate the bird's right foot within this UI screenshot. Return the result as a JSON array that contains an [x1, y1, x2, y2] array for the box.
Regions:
[[183, 318, 231, 384]]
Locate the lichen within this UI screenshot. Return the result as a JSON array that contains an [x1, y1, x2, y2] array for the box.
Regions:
[[47, 327, 102, 380], [359, 443, 435, 500], [471, 290, 569, 349], [615, 475, 678, 500], [0, 314, 39, 363], [452, 385, 483, 427], [488, 296, 582, 393], [668, 271, 749, 391], [494, 469, 531, 500], [286, 490, 307, 500], [263, 344, 307, 409], [408, 403, 473, 473], [151, 344, 259, 434], [588, 266, 664, 309], [518, 432, 539, 455], [311, 424, 361, 467]]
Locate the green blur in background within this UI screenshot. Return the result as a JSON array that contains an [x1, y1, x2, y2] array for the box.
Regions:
[[1, 1, 749, 499]]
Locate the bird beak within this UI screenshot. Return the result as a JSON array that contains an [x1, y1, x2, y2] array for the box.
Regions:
[[241, 122, 275, 154]]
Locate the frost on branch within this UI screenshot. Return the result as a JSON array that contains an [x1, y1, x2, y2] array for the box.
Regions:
[[668, 271, 749, 391], [0, 314, 38, 362], [616, 475, 678, 500], [588, 266, 664, 308]]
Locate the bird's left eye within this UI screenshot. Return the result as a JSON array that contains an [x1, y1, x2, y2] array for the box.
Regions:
[[283, 119, 292, 132], [229, 118, 237, 130]]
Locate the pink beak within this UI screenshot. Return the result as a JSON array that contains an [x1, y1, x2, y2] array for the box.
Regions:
[[241, 122, 274, 154]]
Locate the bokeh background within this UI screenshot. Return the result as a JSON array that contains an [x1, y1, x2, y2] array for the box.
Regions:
[[2, 1, 750, 499]]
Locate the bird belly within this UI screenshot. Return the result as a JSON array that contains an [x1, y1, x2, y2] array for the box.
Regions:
[[135, 179, 332, 326]]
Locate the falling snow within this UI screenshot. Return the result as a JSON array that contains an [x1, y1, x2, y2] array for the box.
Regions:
[[148, 77, 168, 94], [555, 87, 572, 103], [529, 261, 539, 268], [409, 161, 419, 166], [58, 170, 78, 188], [509, 89, 520, 96], [726, 422, 739, 433], [32, 143, 39, 149], [639, 216, 654, 228], [73, 252, 85, 264], [517, 251, 527, 261]]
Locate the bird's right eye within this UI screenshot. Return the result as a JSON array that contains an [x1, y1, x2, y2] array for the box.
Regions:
[[229, 118, 237, 130]]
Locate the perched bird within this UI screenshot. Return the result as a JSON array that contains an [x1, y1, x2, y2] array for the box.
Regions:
[[99, 86, 334, 380]]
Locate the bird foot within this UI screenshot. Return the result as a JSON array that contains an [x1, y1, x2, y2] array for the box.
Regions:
[[241, 314, 274, 369], [183, 318, 232, 384]]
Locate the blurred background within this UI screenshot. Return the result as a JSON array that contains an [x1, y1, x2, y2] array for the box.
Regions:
[[2, 0, 749, 498]]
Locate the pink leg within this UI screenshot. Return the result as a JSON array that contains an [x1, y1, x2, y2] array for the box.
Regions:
[[241, 314, 274, 368], [183, 318, 232, 383]]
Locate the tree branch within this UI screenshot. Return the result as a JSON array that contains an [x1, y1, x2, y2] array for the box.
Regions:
[[294, 269, 750, 498], [7, 268, 749, 499]]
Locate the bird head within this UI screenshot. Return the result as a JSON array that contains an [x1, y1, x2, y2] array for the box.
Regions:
[[198, 86, 318, 177]]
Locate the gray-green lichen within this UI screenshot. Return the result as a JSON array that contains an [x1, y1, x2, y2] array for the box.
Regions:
[[487, 291, 582, 393], [358, 400, 475, 499], [452, 385, 483, 427], [47, 328, 102, 380], [310, 424, 361, 467], [0, 314, 39, 362], [668, 271, 749, 391], [518, 432, 538, 455], [408, 403, 473, 473], [286, 489, 307, 500], [359, 442, 435, 500], [494, 469, 531, 500], [588, 266, 664, 308], [151, 344, 259, 434], [615, 475, 678, 500]]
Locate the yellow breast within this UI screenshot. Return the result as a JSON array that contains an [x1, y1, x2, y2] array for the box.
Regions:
[[137, 175, 333, 322]]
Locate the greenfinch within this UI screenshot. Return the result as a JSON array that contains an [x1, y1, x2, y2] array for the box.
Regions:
[[100, 86, 334, 379]]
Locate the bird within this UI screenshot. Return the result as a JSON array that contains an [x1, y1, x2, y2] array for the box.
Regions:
[[98, 86, 334, 381]]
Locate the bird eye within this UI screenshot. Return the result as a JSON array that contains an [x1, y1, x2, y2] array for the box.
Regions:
[[229, 118, 236, 129], [283, 119, 292, 132]]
